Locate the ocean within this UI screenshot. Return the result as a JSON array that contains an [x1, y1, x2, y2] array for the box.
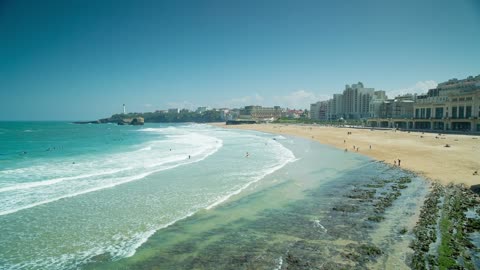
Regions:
[[0, 122, 295, 269], [0, 122, 428, 269]]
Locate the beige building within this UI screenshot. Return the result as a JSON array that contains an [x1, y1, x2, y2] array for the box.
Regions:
[[310, 101, 330, 120], [368, 91, 388, 118], [368, 75, 480, 131], [328, 94, 344, 120], [342, 82, 375, 119], [239, 105, 282, 121], [413, 75, 480, 131]]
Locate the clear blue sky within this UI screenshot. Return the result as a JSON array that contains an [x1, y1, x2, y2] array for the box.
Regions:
[[1, 0, 479, 120]]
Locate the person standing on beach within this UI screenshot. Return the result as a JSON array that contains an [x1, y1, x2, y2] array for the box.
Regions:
[[394, 160, 397, 166], [398, 159, 401, 166]]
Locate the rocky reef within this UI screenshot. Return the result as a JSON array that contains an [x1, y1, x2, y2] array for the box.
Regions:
[[410, 183, 480, 269], [83, 163, 429, 270], [116, 117, 144, 125]]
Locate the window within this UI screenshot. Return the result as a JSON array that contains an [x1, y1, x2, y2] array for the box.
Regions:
[[452, 98, 458, 102], [459, 97, 465, 101], [466, 106, 472, 118], [426, 108, 431, 118], [466, 97, 473, 101], [459, 106, 464, 118], [415, 108, 420, 118], [452, 107, 457, 118], [435, 107, 444, 119]]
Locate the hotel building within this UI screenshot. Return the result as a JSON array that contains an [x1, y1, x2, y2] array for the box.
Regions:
[[413, 76, 480, 131], [239, 105, 282, 121], [367, 75, 480, 131]]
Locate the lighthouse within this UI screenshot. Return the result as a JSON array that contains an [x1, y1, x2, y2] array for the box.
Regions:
[[123, 104, 126, 114]]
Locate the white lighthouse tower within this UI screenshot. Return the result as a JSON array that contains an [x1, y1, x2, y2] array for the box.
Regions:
[[123, 104, 126, 114]]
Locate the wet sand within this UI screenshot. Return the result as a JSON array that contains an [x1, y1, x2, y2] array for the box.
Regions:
[[212, 123, 480, 186]]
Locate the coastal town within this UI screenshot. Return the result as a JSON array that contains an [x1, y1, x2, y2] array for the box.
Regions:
[[3, 0, 480, 269], [232, 74, 480, 133], [311, 74, 480, 132], [212, 74, 480, 269], [109, 74, 480, 134]]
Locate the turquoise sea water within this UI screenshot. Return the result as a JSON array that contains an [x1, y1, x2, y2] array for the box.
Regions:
[[86, 130, 428, 269], [0, 122, 295, 269], [0, 122, 428, 269]]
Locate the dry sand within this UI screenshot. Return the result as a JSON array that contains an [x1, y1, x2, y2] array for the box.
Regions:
[[213, 123, 480, 186]]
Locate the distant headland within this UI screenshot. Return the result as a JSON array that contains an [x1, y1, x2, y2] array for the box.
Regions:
[[73, 109, 223, 125], [74, 116, 145, 126]]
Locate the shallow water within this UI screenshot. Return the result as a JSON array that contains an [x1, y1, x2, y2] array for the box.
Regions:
[[86, 135, 429, 269], [0, 123, 295, 269], [0, 123, 429, 269]]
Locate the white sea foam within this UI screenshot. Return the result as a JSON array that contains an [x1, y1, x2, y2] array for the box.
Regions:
[[114, 131, 295, 265], [0, 168, 132, 193], [313, 219, 327, 233], [206, 138, 295, 210], [88, 128, 294, 267], [273, 256, 283, 270], [0, 124, 297, 270], [0, 130, 223, 216]]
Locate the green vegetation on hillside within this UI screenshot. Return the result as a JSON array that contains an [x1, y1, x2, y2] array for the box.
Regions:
[[107, 110, 222, 123]]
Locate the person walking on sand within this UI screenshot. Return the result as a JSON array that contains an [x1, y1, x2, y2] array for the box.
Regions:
[[356, 147, 359, 152], [394, 160, 397, 166], [369, 145, 371, 149], [398, 159, 401, 166]]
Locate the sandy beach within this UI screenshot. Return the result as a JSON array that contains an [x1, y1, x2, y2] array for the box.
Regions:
[[213, 123, 480, 186]]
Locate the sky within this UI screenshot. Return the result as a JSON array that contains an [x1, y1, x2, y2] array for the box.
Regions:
[[0, 0, 479, 120]]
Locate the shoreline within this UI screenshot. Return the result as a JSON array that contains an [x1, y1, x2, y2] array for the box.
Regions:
[[211, 123, 480, 187], [85, 133, 429, 269]]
